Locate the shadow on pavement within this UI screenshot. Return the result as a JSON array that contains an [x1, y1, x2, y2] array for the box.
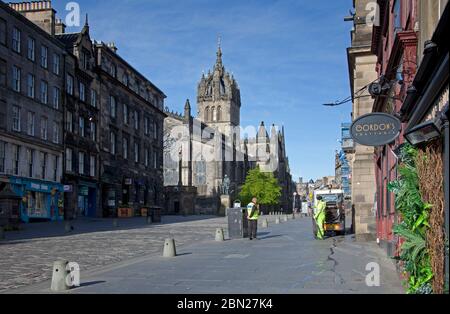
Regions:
[[78, 281, 106, 288], [259, 235, 284, 240], [3, 215, 225, 242]]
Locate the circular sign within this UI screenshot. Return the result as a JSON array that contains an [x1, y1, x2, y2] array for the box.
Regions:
[[351, 113, 402, 147]]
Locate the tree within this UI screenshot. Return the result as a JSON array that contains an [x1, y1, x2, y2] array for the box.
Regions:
[[239, 167, 282, 206]]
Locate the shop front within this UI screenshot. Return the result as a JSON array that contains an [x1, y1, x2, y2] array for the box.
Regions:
[[9, 177, 64, 223], [77, 181, 98, 218]]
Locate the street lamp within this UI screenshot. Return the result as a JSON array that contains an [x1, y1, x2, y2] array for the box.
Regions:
[[405, 119, 442, 146]]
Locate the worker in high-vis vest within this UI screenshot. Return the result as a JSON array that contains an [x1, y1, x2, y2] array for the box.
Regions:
[[247, 197, 260, 240], [314, 196, 327, 240]]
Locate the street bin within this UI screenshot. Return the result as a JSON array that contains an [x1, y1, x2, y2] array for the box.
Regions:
[[149, 206, 162, 223], [227, 207, 248, 239]]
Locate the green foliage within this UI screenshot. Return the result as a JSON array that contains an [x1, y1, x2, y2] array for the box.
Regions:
[[388, 144, 433, 294], [239, 167, 282, 206]]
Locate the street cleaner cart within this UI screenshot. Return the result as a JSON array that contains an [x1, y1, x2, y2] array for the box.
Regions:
[[312, 189, 346, 238]]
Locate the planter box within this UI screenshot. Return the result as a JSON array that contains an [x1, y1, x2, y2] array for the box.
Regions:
[[118, 208, 133, 218], [141, 208, 149, 217]]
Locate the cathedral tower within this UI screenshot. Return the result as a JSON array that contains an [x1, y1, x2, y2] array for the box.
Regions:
[[197, 44, 241, 134]]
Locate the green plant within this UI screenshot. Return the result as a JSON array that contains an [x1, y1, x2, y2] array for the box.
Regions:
[[239, 167, 282, 206], [388, 144, 434, 294]]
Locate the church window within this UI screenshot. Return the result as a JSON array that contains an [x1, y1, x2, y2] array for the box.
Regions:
[[217, 106, 222, 121], [207, 82, 212, 95], [195, 158, 206, 185], [212, 107, 217, 122], [205, 107, 210, 121], [220, 79, 226, 95]]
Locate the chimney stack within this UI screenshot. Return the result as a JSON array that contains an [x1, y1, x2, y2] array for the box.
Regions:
[[9, 1, 56, 35]]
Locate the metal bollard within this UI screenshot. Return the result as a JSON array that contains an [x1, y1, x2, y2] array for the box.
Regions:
[[0, 226, 4, 240], [113, 219, 118, 228], [215, 228, 225, 242], [51, 260, 70, 292], [163, 238, 177, 257], [146, 216, 152, 225]]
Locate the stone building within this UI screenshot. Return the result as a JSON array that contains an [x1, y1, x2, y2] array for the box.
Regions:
[[164, 46, 293, 214], [1, 1, 167, 221], [56, 19, 101, 219], [95, 41, 166, 217], [0, 1, 65, 223], [372, 0, 449, 292], [346, 0, 378, 240]]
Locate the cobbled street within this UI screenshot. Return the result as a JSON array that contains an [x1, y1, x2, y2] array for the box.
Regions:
[[0, 216, 226, 292]]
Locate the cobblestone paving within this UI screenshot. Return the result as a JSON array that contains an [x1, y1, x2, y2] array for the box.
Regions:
[[0, 216, 229, 293]]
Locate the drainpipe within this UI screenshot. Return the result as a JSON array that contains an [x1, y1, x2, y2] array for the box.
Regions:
[[62, 52, 67, 221]]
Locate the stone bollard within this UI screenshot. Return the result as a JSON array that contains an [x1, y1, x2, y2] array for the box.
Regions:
[[0, 226, 4, 240], [51, 260, 70, 292], [113, 219, 118, 228], [275, 217, 281, 224], [146, 216, 152, 225], [284, 215, 288, 222], [262, 219, 269, 228], [163, 238, 177, 257], [215, 228, 225, 242], [292, 213, 296, 220]]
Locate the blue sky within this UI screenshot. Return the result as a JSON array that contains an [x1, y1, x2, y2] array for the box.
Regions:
[[52, 0, 354, 182]]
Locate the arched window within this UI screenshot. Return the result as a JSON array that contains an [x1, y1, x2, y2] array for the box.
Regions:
[[217, 106, 222, 121], [195, 157, 206, 185], [205, 107, 210, 121], [212, 107, 217, 122]]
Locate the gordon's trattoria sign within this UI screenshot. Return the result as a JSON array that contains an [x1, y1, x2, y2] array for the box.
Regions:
[[351, 113, 402, 147]]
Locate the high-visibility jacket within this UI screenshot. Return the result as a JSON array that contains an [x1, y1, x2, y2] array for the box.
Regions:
[[247, 202, 260, 220], [314, 200, 326, 220]]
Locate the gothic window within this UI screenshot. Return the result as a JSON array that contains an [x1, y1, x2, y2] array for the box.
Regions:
[[212, 107, 217, 122], [220, 79, 226, 95], [207, 82, 212, 95], [205, 107, 210, 121], [217, 106, 222, 121], [195, 158, 206, 185]]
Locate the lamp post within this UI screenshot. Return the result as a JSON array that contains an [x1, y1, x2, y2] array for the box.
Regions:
[[178, 148, 182, 187]]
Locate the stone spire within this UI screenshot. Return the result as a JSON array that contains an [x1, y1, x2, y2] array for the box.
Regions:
[[184, 99, 191, 119], [215, 36, 223, 69]]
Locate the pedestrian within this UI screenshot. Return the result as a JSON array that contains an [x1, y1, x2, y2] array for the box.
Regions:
[[247, 197, 260, 240], [314, 196, 326, 240]]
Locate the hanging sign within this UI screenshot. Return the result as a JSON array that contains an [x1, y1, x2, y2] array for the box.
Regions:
[[351, 113, 402, 147]]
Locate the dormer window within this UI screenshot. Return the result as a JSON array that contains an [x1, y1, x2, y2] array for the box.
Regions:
[[122, 73, 128, 86], [81, 50, 90, 70], [109, 63, 117, 78]]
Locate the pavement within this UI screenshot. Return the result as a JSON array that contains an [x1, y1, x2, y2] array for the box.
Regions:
[[0, 215, 227, 292], [2, 214, 405, 294]]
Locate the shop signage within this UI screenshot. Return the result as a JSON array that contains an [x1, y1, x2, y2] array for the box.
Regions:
[[64, 185, 73, 192], [124, 178, 133, 185], [351, 113, 402, 147], [79, 186, 89, 196]]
